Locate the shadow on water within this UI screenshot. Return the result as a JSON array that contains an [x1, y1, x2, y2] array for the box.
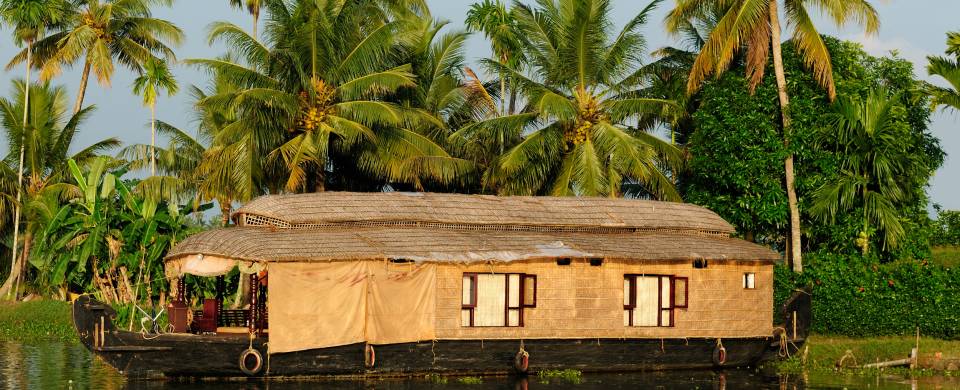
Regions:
[[1, 342, 957, 389]]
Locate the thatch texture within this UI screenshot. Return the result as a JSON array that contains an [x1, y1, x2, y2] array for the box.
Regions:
[[164, 226, 779, 263], [233, 192, 736, 235]]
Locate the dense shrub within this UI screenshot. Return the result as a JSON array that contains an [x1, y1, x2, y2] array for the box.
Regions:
[[932, 209, 960, 247], [775, 254, 960, 339]]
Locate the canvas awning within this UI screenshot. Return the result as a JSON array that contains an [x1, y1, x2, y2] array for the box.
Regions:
[[268, 261, 436, 353]]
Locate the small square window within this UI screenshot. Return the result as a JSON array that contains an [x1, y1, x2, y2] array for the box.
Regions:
[[743, 273, 756, 289]]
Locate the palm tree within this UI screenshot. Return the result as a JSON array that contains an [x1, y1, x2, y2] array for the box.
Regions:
[[0, 0, 67, 298], [0, 81, 119, 297], [632, 4, 723, 146], [121, 68, 255, 226], [810, 89, 916, 254], [927, 31, 960, 113], [189, 0, 443, 193], [132, 58, 179, 176], [666, 0, 880, 272], [8, 0, 184, 114], [459, 0, 682, 198], [229, 0, 262, 40], [465, 0, 524, 115], [362, 10, 488, 191]]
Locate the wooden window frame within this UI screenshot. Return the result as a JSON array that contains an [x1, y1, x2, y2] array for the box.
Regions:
[[624, 274, 687, 328], [462, 272, 536, 328], [461, 274, 478, 327]]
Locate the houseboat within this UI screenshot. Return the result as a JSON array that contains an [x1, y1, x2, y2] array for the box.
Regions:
[[73, 192, 810, 378]]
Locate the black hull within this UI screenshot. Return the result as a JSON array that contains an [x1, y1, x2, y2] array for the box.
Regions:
[[73, 296, 805, 379]]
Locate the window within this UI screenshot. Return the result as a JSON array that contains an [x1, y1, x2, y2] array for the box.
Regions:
[[623, 275, 687, 327], [462, 273, 536, 327], [743, 273, 756, 289]]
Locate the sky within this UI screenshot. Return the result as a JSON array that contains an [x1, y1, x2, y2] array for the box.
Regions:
[[0, 0, 957, 211]]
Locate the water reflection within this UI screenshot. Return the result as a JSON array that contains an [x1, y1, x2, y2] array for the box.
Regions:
[[0, 342, 956, 389]]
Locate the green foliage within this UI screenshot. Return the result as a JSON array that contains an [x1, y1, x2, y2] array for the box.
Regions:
[[25, 157, 204, 300], [685, 37, 944, 257], [456, 376, 483, 384], [932, 209, 960, 247], [926, 31, 960, 113], [425, 373, 448, 384], [462, 0, 683, 198], [0, 300, 74, 342], [775, 254, 960, 338], [537, 369, 583, 384], [931, 246, 960, 269]]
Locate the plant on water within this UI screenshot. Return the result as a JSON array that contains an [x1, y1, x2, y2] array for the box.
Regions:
[[425, 373, 448, 384], [456, 376, 483, 384], [537, 369, 583, 384], [0, 300, 74, 342]]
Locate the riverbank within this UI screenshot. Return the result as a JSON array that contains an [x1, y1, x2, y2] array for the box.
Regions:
[[0, 300, 75, 342], [772, 335, 960, 375], [932, 246, 960, 268]]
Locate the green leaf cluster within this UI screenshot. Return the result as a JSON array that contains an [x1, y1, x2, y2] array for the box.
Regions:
[[775, 254, 960, 339], [683, 37, 944, 258], [932, 209, 960, 247]]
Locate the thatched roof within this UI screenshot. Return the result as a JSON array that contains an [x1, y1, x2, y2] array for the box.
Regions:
[[166, 226, 779, 263], [165, 192, 778, 264], [233, 192, 736, 235]]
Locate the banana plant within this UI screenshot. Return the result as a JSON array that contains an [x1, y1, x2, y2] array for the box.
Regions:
[[67, 157, 118, 277]]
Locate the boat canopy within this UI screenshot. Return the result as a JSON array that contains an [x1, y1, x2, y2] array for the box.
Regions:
[[164, 192, 779, 277]]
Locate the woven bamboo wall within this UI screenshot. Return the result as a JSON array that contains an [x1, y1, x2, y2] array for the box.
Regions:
[[434, 259, 773, 340]]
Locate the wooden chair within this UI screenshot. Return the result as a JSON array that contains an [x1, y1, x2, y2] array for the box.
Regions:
[[192, 299, 219, 333]]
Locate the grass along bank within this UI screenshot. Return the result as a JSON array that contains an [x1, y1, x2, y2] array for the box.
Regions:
[[932, 246, 960, 268], [772, 335, 960, 375], [0, 300, 76, 343]]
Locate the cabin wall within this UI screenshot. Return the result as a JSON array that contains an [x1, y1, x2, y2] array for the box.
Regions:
[[434, 259, 773, 340]]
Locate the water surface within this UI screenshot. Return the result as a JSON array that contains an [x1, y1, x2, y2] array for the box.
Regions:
[[0, 341, 955, 389]]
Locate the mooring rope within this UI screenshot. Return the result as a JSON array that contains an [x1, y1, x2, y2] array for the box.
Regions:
[[772, 326, 798, 358]]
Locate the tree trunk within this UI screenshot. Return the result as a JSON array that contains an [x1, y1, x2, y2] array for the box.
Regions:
[[1, 42, 33, 299], [13, 232, 33, 298], [315, 168, 326, 192], [73, 57, 92, 114], [150, 103, 157, 176], [508, 85, 517, 115], [219, 200, 232, 227], [769, 1, 803, 273], [499, 52, 509, 116], [252, 10, 259, 42]]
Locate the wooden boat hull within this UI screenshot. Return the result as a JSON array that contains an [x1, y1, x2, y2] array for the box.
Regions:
[[73, 296, 801, 379]]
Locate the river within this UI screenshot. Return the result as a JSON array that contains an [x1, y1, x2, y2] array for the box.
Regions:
[[0, 341, 956, 389]]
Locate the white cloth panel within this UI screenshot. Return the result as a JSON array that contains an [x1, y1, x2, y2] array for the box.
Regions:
[[508, 274, 521, 307], [475, 274, 506, 326], [462, 276, 473, 305], [633, 276, 659, 326]]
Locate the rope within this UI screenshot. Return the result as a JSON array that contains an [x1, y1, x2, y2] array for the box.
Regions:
[[772, 326, 798, 358], [136, 303, 167, 340], [265, 342, 270, 376], [837, 349, 857, 369]]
